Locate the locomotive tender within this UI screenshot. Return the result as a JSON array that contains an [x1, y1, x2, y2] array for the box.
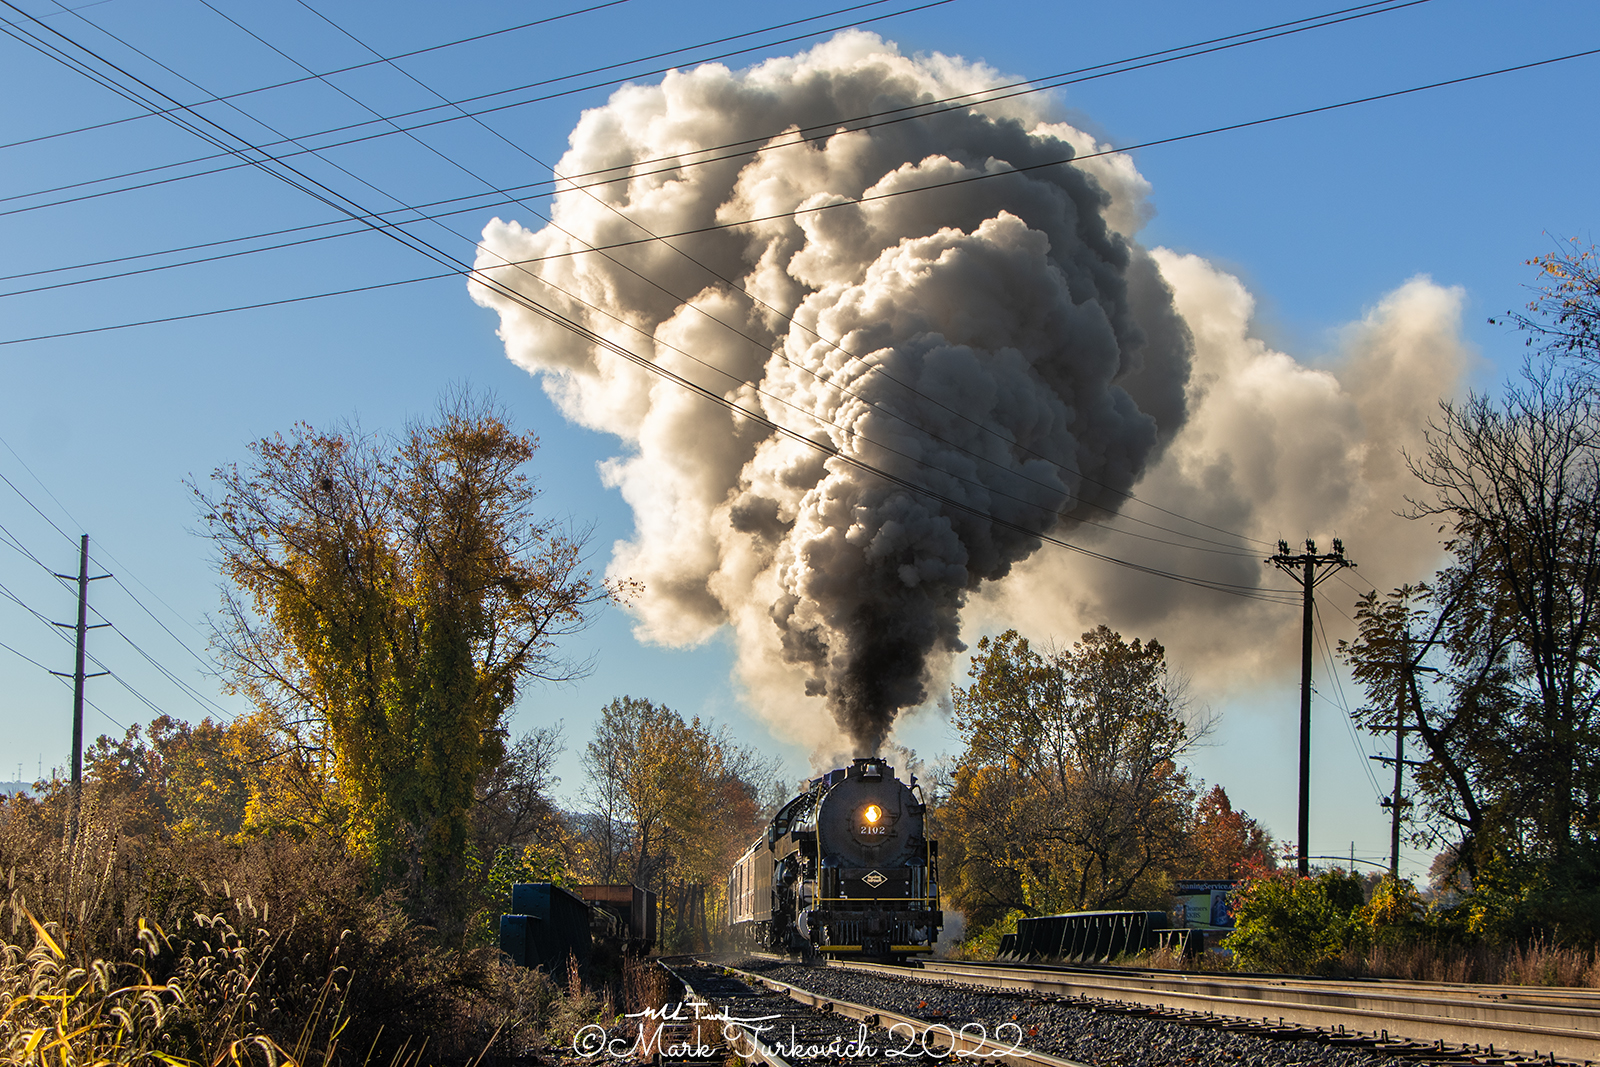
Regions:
[[728, 756, 942, 960]]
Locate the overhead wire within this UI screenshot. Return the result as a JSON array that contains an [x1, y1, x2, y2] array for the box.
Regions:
[[0, 440, 238, 720], [6, 24, 1585, 341], [0, 634, 58, 675], [7, 2, 1552, 604], [1, 0, 940, 153], [3, 24, 1588, 573], [1313, 599, 1385, 800], [5, 0, 1278, 576], [1334, 568, 1383, 605], [0, 0, 1427, 238], [0, 1, 1545, 597], [0, 0, 1458, 558], [272, 0, 1268, 561], [0, 575, 128, 730], [0, 541, 212, 724]]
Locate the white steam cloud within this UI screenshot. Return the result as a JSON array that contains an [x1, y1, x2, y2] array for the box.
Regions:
[[975, 257, 1470, 696], [472, 33, 1468, 756]]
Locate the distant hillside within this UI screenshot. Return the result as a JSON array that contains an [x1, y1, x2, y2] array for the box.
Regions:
[[0, 781, 35, 797]]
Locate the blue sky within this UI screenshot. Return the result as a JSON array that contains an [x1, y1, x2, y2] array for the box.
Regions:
[[1, 0, 1596, 882]]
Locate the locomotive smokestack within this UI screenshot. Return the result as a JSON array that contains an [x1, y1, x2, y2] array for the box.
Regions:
[[473, 32, 1192, 752]]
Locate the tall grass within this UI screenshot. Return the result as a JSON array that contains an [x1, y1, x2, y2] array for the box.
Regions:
[[0, 782, 567, 1065], [1343, 939, 1600, 987]]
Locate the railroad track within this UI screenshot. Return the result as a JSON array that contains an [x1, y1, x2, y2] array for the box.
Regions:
[[821, 956, 1600, 1065], [658, 957, 1090, 1067]]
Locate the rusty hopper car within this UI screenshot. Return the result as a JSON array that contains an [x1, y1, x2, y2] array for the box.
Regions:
[[728, 756, 941, 960]]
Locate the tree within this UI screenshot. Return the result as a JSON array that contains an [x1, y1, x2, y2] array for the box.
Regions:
[[578, 696, 779, 949], [1510, 237, 1600, 372], [1342, 584, 1502, 877], [83, 714, 279, 841], [1403, 371, 1600, 869], [473, 724, 566, 857], [1223, 868, 1368, 973], [943, 627, 1204, 927], [195, 393, 605, 931], [1185, 785, 1276, 879], [581, 697, 687, 891]]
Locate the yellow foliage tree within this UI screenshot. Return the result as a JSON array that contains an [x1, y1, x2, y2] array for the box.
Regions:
[[580, 696, 777, 950], [195, 393, 605, 930]]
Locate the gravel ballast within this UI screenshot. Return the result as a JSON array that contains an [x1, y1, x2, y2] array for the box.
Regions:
[[728, 957, 1407, 1067]]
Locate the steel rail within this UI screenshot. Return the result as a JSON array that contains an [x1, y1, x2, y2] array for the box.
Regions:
[[953, 958, 1600, 1008], [658, 958, 796, 1067], [712, 962, 1093, 1067], [826, 958, 1600, 1063]]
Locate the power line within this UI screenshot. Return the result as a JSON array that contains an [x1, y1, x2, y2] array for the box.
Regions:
[[0, 2, 1428, 604], [8, 37, 1587, 359], [1, 0, 638, 147], [0, 574, 127, 730], [0, 445, 237, 719], [4, 0, 1269, 574], [1313, 599, 1385, 800], [0, 0, 1425, 236], [2, 270, 453, 342], [0, 634, 58, 675], [6, 32, 1583, 566], [0, 0, 938, 154], [0, 5, 1380, 606], [270, 0, 1268, 562], [0, 9, 1449, 563]]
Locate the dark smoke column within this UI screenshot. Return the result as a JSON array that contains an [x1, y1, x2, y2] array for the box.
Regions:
[[741, 212, 1190, 752], [472, 32, 1192, 755]]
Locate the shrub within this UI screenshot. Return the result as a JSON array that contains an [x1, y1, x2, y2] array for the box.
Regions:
[[951, 909, 1026, 961], [1222, 868, 1367, 973]]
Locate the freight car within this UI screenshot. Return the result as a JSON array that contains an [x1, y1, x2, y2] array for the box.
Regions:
[[499, 882, 657, 979], [728, 756, 941, 961]]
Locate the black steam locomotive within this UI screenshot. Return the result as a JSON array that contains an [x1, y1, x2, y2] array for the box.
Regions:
[[728, 757, 942, 960]]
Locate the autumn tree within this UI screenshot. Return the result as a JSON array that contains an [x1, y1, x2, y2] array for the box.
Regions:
[[82, 714, 281, 840], [196, 392, 605, 932], [579, 696, 779, 949], [1184, 785, 1276, 879], [942, 627, 1204, 929], [1510, 237, 1600, 372], [1334, 247, 1600, 940]]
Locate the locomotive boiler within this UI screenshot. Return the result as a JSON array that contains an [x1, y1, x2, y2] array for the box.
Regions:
[[728, 757, 942, 960]]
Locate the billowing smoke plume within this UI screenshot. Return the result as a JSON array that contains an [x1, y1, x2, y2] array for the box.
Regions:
[[973, 254, 1471, 700], [472, 33, 1192, 755]]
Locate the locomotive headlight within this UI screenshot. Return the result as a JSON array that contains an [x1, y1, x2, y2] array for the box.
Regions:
[[863, 804, 882, 824]]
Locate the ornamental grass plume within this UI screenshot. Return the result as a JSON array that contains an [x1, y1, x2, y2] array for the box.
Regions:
[[0, 898, 305, 1067], [2, 905, 189, 1066]]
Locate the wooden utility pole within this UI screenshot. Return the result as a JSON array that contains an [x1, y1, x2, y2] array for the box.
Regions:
[[1389, 654, 1406, 880], [1269, 538, 1355, 877], [52, 534, 109, 848], [1368, 647, 1435, 881]]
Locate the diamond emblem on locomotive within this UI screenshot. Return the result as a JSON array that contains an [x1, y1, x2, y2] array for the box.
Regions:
[[862, 870, 887, 888]]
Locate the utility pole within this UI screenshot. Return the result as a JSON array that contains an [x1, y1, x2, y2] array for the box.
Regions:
[[52, 534, 110, 849], [1368, 645, 1435, 881], [1269, 538, 1355, 877], [1387, 646, 1407, 881]]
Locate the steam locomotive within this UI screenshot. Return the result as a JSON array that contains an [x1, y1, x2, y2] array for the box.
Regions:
[[728, 757, 942, 960]]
